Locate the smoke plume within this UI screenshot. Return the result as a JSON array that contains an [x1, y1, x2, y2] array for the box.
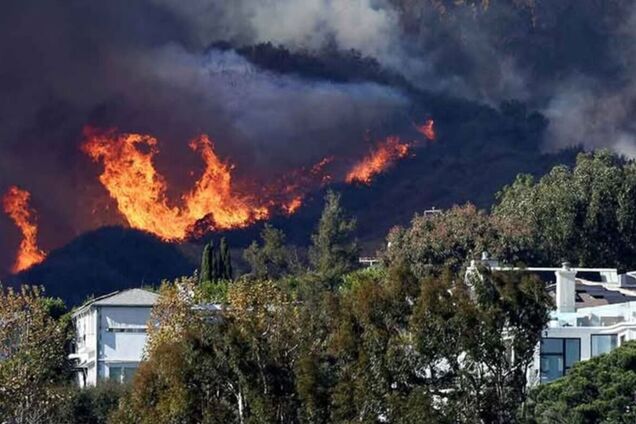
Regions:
[[2, 0, 636, 273]]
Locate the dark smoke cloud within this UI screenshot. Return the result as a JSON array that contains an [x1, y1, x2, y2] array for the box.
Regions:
[[0, 0, 409, 271], [150, 0, 636, 154], [542, 3, 636, 157], [2, 0, 636, 273]]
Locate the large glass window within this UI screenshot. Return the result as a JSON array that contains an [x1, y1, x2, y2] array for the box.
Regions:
[[540, 338, 580, 383], [109, 367, 122, 382], [591, 334, 617, 357], [108, 366, 137, 383]]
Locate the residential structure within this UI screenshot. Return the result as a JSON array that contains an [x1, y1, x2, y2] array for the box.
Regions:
[[69, 288, 158, 387], [470, 255, 636, 384]]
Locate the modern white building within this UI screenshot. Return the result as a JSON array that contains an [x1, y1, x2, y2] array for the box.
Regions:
[[69, 288, 158, 387], [472, 255, 636, 384]]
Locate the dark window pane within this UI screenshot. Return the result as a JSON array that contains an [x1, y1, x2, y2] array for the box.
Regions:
[[540, 355, 564, 383], [591, 335, 617, 357], [565, 339, 580, 368], [109, 367, 122, 382], [541, 338, 563, 354]]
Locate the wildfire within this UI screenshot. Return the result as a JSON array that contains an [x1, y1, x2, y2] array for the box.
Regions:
[[2, 186, 47, 273], [81, 127, 337, 241], [82, 127, 271, 240], [345, 136, 412, 185], [415, 118, 436, 141], [283, 197, 303, 215]]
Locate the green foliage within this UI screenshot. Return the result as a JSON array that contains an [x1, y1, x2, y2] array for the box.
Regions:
[[494, 151, 636, 270], [525, 341, 636, 424], [386, 203, 535, 276], [388, 151, 636, 275], [57, 381, 128, 424], [0, 285, 73, 423], [114, 263, 550, 423], [200, 238, 234, 284], [243, 224, 293, 280], [200, 242, 212, 284], [220, 237, 233, 280], [40, 296, 68, 320], [113, 279, 301, 423], [310, 191, 360, 284], [197, 279, 231, 303]]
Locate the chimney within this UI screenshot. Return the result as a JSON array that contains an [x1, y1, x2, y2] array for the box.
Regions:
[[555, 262, 577, 313]]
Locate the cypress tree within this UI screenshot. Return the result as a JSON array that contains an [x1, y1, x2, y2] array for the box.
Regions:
[[220, 237, 233, 280], [214, 239, 223, 281], [199, 242, 212, 283], [210, 241, 219, 281]]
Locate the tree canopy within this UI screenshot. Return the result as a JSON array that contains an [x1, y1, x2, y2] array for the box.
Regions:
[[493, 150, 636, 270], [310, 190, 360, 284], [525, 341, 636, 424], [111, 263, 550, 423]]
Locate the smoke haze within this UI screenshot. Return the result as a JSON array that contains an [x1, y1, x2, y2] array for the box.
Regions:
[[2, 0, 636, 273]]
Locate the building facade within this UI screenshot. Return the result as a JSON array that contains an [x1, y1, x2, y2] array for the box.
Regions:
[[471, 257, 636, 385], [69, 288, 158, 387]]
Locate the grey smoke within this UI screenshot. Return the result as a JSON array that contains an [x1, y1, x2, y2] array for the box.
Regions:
[[2, 0, 636, 273], [542, 2, 636, 156], [0, 0, 410, 269]]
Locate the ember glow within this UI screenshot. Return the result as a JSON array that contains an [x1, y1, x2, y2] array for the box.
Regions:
[[345, 136, 412, 185], [2, 186, 47, 273], [415, 119, 436, 141], [283, 197, 303, 215], [81, 127, 334, 241]]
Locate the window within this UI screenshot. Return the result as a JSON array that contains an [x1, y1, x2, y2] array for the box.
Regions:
[[108, 366, 137, 383], [109, 367, 122, 382], [591, 334, 617, 357], [540, 338, 580, 383], [107, 327, 146, 333]]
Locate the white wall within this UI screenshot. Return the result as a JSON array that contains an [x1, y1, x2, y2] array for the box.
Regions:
[[72, 305, 153, 387], [98, 306, 152, 363]]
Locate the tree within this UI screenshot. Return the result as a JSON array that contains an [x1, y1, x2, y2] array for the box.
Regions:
[[219, 237, 233, 280], [58, 381, 128, 424], [200, 239, 233, 284], [112, 278, 302, 424], [0, 285, 71, 424], [309, 191, 360, 284], [385, 203, 535, 277], [200, 242, 213, 284], [243, 224, 291, 279], [459, 268, 552, 423], [525, 341, 636, 424], [213, 240, 222, 281], [493, 151, 636, 270]]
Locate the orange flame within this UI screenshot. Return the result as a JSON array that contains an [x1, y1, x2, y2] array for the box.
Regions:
[[82, 127, 270, 240], [2, 186, 47, 273], [283, 197, 303, 215], [81, 127, 334, 240], [415, 118, 436, 141], [345, 136, 411, 185]]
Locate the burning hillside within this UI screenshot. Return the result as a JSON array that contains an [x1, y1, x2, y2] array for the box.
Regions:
[[346, 136, 412, 184], [2, 186, 47, 273], [346, 119, 435, 184], [81, 127, 333, 241], [2, 118, 434, 272], [81, 124, 431, 241]]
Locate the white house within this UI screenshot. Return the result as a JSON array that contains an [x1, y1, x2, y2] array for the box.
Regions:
[[69, 288, 158, 387], [471, 256, 636, 385]]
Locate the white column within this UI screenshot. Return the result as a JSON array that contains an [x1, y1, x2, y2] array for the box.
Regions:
[[555, 262, 577, 313]]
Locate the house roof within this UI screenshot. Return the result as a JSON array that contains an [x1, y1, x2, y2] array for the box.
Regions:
[[546, 280, 636, 308], [73, 288, 158, 316]]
